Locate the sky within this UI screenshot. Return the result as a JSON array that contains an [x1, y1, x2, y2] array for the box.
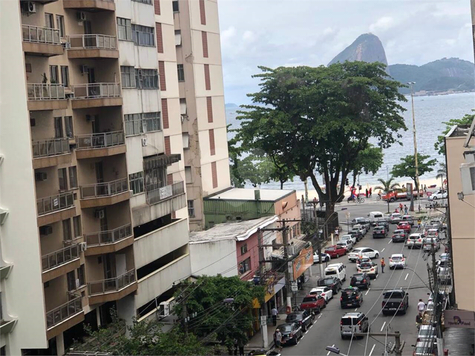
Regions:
[[217, 0, 473, 105]]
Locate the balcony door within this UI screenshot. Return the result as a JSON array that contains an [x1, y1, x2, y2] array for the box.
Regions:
[[103, 254, 116, 291], [83, 20, 93, 47]]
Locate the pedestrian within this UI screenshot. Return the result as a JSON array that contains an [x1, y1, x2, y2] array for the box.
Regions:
[[233, 338, 238, 355], [416, 313, 422, 330], [365, 188, 369, 197], [404, 205, 408, 215], [399, 202, 403, 212], [274, 329, 283, 353], [380, 257, 385, 273], [238, 339, 245, 356], [271, 305, 278, 326], [394, 208, 399, 213], [369, 187, 372, 197], [417, 299, 426, 316]]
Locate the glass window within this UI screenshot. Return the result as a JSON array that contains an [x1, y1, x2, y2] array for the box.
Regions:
[[64, 116, 73, 138], [63, 219, 72, 241], [121, 66, 136, 88], [73, 216, 81, 238], [56, 15, 65, 37], [172, 0, 179, 12], [187, 200, 195, 218], [69, 166, 77, 188], [77, 265, 85, 287], [136, 69, 159, 89], [45, 13, 54, 29], [50, 65, 59, 84], [58, 168, 68, 190], [129, 172, 144, 195], [185, 166, 192, 183], [143, 112, 161, 132], [240, 244, 248, 255], [54, 117, 63, 138], [132, 0, 152, 3], [132, 24, 154, 46], [124, 112, 161, 136], [61, 66, 69, 87], [177, 64, 185, 82], [117, 18, 132, 41], [66, 271, 75, 291], [239, 258, 251, 275]]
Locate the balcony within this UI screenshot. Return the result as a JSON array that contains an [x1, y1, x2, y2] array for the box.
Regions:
[[75, 131, 125, 159], [84, 224, 133, 256], [88, 269, 137, 305], [27, 84, 67, 111], [136, 254, 190, 308], [32, 138, 71, 169], [68, 34, 118, 59], [42, 244, 81, 282], [37, 191, 76, 226], [72, 83, 121, 109], [63, 0, 115, 11], [22, 25, 63, 57], [79, 178, 130, 208], [46, 297, 84, 339]]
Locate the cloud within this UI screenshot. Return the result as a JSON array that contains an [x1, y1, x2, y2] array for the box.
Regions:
[[369, 16, 396, 32]]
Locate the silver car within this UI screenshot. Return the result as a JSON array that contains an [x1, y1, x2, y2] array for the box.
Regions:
[[423, 238, 440, 252]]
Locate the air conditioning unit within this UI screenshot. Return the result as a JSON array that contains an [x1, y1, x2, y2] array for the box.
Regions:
[[77, 11, 86, 21], [80, 65, 88, 74], [26, 2, 36, 13], [94, 209, 105, 219], [0, 208, 9, 226], [460, 162, 475, 196], [141, 138, 147, 147], [80, 242, 87, 252], [39, 225, 53, 235], [35, 172, 47, 181], [158, 297, 176, 317], [62, 42, 71, 49]]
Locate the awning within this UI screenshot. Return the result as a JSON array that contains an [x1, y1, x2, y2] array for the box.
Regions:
[[143, 154, 181, 169]]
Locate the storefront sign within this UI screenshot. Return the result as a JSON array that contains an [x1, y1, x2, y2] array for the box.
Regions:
[[444, 310, 475, 329], [292, 245, 313, 280]]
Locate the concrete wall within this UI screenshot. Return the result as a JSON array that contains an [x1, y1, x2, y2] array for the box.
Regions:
[[190, 239, 237, 277]]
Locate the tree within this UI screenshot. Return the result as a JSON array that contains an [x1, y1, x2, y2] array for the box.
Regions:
[[436, 162, 447, 189], [236, 62, 407, 227], [373, 177, 400, 194], [391, 154, 437, 191], [349, 144, 384, 187], [434, 113, 474, 155]]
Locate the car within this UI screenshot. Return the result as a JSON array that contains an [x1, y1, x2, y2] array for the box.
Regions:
[[340, 287, 364, 308], [423, 238, 440, 252], [438, 253, 450, 262], [317, 276, 342, 294], [401, 215, 414, 226], [369, 211, 385, 225], [396, 222, 411, 233], [429, 219, 442, 229], [313, 252, 331, 264], [388, 254, 406, 269], [391, 229, 407, 243], [275, 323, 303, 346], [349, 230, 363, 242], [356, 256, 371, 268], [381, 289, 409, 315], [428, 190, 447, 201], [389, 213, 402, 224], [356, 261, 378, 279], [351, 217, 368, 229], [324, 245, 347, 258], [285, 310, 315, 332], [373, 226, 387, 238], [353, 224, 367, 235], [437, 260, 451, 284], [375, 219, 390, 230], [340, 234, 357, 245], [309, 286, 333, 302], [336, 240, 353, 252], [425, 229, 439, 239], [340, 312, 369, 339], [324, 263, 347, 281], [300, 294, 325, 313], [406, 233, 423, 249], [348, 247, 380, 262], [350, 273, 371, 290]]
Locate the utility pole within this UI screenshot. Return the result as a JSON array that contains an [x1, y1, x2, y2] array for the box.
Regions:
[[282, 219, 293, 312], [313, 202, 324, 278], [257, 228, 269, 348], [409, 82, 420, 198]]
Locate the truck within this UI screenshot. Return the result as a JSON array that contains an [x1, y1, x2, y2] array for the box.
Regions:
[[382, 190, 424, 202], [381, 289, 409, 315]]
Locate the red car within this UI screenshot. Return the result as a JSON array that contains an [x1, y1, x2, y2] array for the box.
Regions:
[[300, 294, 325, 313], [397, 222, 411, 233], [325, 245, 347, 258]]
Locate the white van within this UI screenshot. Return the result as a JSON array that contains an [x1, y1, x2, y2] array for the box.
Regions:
[[369, 211, 384, 226], [324, 263, 347, 282]]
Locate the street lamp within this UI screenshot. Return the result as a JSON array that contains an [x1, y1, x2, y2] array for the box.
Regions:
[[408, 81, 419, 212]]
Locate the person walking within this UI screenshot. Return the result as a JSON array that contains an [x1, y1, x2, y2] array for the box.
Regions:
[[380, 257, 385, 273], [369, 187, 372, 197], [418, 299, 426, 316], [274, 329, 283, 353], [399, 202, 403, 212], [271, 306, 278, 326], [404, 205, 408, 215], [365, 188, 369, 197]]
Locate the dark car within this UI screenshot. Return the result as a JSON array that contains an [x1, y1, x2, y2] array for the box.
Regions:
[[275, 323, 303, 346], [340, 287, 364, 308], [350, 273, 371, 290], [381, 289, 409, 315], [300, 295, 325, 313], [373, 226, 387, 238], [285, 310, 315, 331], [349, 231, 363, 242], [317, 276, 342, 294], [392, 229, 407, 243], [376, 219, 390, 230]]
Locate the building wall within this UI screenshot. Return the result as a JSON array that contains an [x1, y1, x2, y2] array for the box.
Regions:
[[190, 239, 237, 277], [236, 234, 259, 281]]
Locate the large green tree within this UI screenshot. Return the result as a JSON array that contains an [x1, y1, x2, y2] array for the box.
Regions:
[[349, 144, 384, 186], [391, 153, 437, 191], [236, 62, 407, 225], [434, 113, 475, 155]]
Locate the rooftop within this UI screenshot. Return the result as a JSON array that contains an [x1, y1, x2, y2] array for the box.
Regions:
[[206, 188, 295, 202]]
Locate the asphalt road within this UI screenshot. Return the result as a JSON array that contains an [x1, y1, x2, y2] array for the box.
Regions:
[[281, 199, 446, 356]]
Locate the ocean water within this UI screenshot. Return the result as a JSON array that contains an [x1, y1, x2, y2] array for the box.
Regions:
[[226, 92, 475, 191]]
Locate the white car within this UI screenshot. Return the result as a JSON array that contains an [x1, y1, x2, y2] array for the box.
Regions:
[[389, 213, 402, 224], [313, 252, 331, 264], [309, 286, 333, 302], [389, 254, 406, 269], [356, 261, 378, 279], [348, 247, 380, 262], [406, 233, 423, 249], [340, 234, 356, 245], [425, 228, 439, 239], [428, 190, 447, 201], [336, 240, 353, 252]]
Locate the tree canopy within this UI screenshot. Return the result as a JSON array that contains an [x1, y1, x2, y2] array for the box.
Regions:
[[349, 144, 384, 186], [391, 153, 437, 191], [236, 62, 407, 224], [434, 113, 475, 155], [373, 177, 400, 193]]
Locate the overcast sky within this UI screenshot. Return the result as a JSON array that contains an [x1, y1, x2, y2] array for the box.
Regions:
[[217, 0, 473, 105]]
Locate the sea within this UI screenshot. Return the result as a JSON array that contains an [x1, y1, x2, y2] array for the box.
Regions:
[[225, 92, 475, 191]]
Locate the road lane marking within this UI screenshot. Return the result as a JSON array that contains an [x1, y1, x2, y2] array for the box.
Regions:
[[388, 240, 392, 244], [318, 314, 322, 319], [369, 344, 376, 356], [405, 273, 409, 280], [380, 321, 386, 331], [355, 308, 358, 311], [381, 248, 385, 252], [365, 288, 371, 295]]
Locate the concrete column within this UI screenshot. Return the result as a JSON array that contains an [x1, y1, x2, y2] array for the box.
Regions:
[[96, 307, 101, 328], [56, 333, 65, 356], [117, 294, 135, 337]]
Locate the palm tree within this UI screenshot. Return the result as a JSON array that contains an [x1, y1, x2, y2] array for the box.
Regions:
[[436, 163, 447, 189], [374, 177, 400, 194]]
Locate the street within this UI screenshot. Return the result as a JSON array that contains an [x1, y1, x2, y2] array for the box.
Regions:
[[281, 198, 445, 356]]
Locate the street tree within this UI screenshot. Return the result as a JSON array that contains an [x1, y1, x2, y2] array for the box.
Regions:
[[434, 113, 474, 155], [373, 177, 400, 194], [436, 162, 447, 189], [391, 154, 437, 191], [349, 144, 384, 187], [237, 62, 407, 226]]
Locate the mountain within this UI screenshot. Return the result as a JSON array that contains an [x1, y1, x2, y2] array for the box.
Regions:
[[225, 103, 239, 108], [328, 33, 388, 66]]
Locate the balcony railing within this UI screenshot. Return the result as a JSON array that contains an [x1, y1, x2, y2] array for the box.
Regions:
[[88, 269, 136, 295], [76, 131, 124, 150], [72, 83, 120, 99], [84, 224, 132, 247], [32, 138, 70, 158], [27, 84, 65, 101], [146, 181, 184, 205], [42, 244, 80, 272], [80, 178, 128, 199], [69, 34, 117, 49], [22, 25, 60, 45], [46, 297, 82, 329], [37, 192, 75, 216]]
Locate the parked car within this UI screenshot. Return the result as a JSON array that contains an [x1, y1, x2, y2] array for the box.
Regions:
[[340, 287, 364, 308], [317, 276, 342, 294], [392, 229, 407, 243], [357, 261, 378, 279], [406, 233, 423, 249], [324, 263, 347, 282], [300, 294, 325, 313], [336, 240, 353, 252], [401, 215, 414, 226], [349, 230, 363, 242], [373, 226, 387, 238], [309, 286, 333, 302], [381, 289, 409, 315], [423, 238, 440, 252], [340, 312, 369, 339], [275, 323, 303, 346], [388, 254, 406, 269], [437, 260, 451, 284], [325, 245, 347, 258], [389, 213, 403, 224], [428, 190, 447, 201], [353, 224, 367, 236], [396, 222, 412, 233], [313, 252, 331, 264], [350, 273, 371, 290], [348, 247, 380, 262], [351, 218, 370, 231], [340, 234, 357, 245], [285, 310, 315, 332]]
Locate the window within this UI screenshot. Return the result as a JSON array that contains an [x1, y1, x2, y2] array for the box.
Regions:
[[202, 31, 208, 57], [182, 132, 190, 149], [209, 129, 215, 155], [132, 24, 154, 46], [132, 0, 152, 4], [185, 166, 192, 183], [207, 96, 213, 122], [177, 64, 185, 82], [56, 15, 65, 37], [175, 30, 182, 46], [129, 172, 145, 195], [54, 117, 63, 138], [73, 216, 81, 238], [172, 0, 179, 12], [188, 200, 195, 218], [143, 112, 161, 131], [50, 65, 59, 84], [125, 112, 161, 136], [45, 13, 54, 29], [156, 23, 163, 53], [77, 265, 85, 287], [66, 271, 75, 291], [121, 66, 136, 88], [117, 18, 132, 41], [199, 0, 206, 25], [63, 219, 72, 241], [61, 66, 69, 87], [239, 258, 250, 275], [69, 166, 77, 188], [64, 116, 73, 138], [58, 168, 68, 190], [158, 61, 166, 90], [143, 160, 167, 191], [240, 244, 248, 255], [136, 69, 159, 89], [204, 64, 211, 90]]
